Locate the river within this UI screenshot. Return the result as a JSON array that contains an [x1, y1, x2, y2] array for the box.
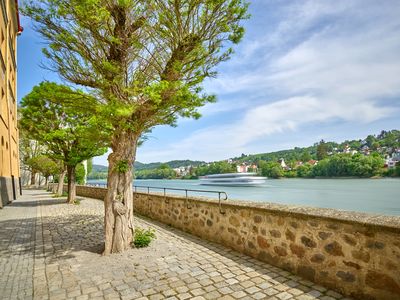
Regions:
[[87, 178, 400, 216]]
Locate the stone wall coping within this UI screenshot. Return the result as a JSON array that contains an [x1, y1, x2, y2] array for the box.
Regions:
[[133, 191, 400, 233], [71, 184, 400, 232]]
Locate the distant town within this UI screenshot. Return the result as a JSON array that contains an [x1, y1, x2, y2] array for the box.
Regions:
[[88, 130, 400, 180]]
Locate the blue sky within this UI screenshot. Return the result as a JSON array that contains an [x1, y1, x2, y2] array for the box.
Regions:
[[17, 0, 400, 166]]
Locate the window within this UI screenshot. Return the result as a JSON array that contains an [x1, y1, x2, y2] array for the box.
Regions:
[[0, 29, 5, 73]]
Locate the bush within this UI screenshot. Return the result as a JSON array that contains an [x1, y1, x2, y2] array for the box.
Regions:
[[132, 228, 156, 248]]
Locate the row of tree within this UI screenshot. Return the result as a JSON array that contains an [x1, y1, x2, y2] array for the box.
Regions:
[[20, 83, 108, 202], [135, 165, 177, 179], [259, 153, 387, 178], [195, 161, 237, 176], [20, 128, 93, 188]]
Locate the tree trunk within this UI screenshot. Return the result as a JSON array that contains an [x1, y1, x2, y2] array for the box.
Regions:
[[103, 131, 138, 255], [31, 171, 36, 186], [67, 165, 76, 204], [57, 169, 67, 196]]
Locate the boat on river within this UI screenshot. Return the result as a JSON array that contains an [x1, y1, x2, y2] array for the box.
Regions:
[[199, 173, 266, 187]]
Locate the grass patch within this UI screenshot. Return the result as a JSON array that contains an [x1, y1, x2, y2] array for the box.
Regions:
[[132, 228, 156, 248], [73, 199, 81, 205]]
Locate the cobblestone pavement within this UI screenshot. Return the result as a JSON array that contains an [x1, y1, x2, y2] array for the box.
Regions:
[[0, 189, 352, 300]]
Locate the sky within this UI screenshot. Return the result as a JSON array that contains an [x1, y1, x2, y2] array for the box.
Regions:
[[17, 0, 400, 166]]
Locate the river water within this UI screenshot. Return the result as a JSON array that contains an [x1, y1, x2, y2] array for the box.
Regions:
[[87, 178, 400, 216]]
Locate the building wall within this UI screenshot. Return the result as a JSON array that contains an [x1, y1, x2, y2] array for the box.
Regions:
[[0, 0, 21, 208], [54, 184, 400, 300]]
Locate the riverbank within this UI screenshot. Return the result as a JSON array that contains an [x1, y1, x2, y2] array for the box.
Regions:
[[88, 178, 400, 216]]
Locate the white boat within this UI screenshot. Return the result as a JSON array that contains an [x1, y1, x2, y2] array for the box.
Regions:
[[199, 173, 266, 187]]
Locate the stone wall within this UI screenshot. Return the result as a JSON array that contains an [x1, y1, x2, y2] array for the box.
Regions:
[[55, 184, 400, 300]]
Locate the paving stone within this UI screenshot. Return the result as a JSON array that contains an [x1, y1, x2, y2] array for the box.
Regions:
[[253, 292, 268, 300], [231, 290, 247, 298], [219, 286, 234, 295], [0, 189, 354, 300], [177, 293, 192, 300], [149, 294, 165, 300], [325, 291, 343, 299], [307, 290, 322, 297], [295, 295, 317, 300], [265, 288, 279, 296], [245, 286, 261, 294], [276, 291, 293, 300], [190, 288, 206, 296], [288, 288, 304, 296], [203, 285, 217, 292]]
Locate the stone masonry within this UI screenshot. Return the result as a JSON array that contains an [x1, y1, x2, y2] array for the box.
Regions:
[[62, 184, 400, 300], [0, 189, 356, 300]]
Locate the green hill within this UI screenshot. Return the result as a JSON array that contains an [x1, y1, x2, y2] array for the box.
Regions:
[[92, 160, 204, 172], [88, 130, 399, 180], [234, 130, 399, 163]]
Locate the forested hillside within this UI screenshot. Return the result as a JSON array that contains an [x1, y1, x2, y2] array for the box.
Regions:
[[88, 130, 399, 179], [235, 130, 399, 163]]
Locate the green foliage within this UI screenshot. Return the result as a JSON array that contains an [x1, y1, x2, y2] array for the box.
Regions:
[[115, 160, 130, 173], [73, 199, 81, 205], [383, 163, 400, 177], [20, 81, 109, 201], [300, 151, 312, 163], [258, 161, 284, 178], [20, 82, 109, 168], [296, 164, 313, 178], [195, 161, 236, 176], [132, 228, 156, 248], [75, 163, 86, 185], [26, 155, 60, 178], [87, 158, 93, 175], [236, 146, 319, 164], [316, 140, 328, 161], [135, 165, 176, 179], [23, 0, 250, 134], [311, 154, 384, 178], [87, 171, 108, 180]]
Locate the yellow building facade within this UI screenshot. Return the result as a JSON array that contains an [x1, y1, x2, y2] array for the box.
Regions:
[[0, 0, 22, 208]]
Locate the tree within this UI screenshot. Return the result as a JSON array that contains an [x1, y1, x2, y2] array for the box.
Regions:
[[300, 151, 311, 163], [19, 126, 46, 186], [365, 135, 377, 148], [75, 163, 86, 184], [23, 0, 249, 254], [26, 155, 60, 186], [195, 161, 236, 176], [20, 82, 108, 203], [258, 161, 283, 178], [316, 140, 328, 161]]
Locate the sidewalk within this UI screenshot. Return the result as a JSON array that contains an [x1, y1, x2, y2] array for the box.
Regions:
[[0, 190, 351, 300]]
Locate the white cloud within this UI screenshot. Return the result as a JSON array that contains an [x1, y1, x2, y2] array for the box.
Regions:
[[137, 95, 393, 162], [135, 0, 400, 162], [95, 0, 400, 164]]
